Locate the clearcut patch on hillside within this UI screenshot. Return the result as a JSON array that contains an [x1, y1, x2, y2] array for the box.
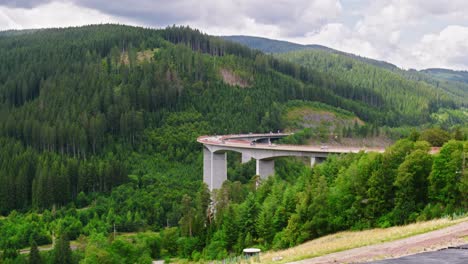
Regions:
[[137, 49, 158, 63], [284, 101, 362, 131], [220, 68, 251, 88], [119, 49, 158, 65], [282, 101, 392, 147]]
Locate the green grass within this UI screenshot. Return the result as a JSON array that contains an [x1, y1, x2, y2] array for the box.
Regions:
[[284, 100, 356, 119], [258, 216, 468, 263], [283, 100, 361, 130]]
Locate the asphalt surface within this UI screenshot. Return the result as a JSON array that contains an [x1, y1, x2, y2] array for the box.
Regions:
[[366, 244, 468, 264], [198, 134, 386, 154]]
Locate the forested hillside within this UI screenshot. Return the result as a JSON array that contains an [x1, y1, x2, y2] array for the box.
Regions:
[[0, 25, 466, 263], [421, 68, 468, 84], [222, 35, 399, 69], [225, 35, 468, 110], [222, 35, 332, 54], [278, 50, 468, 121]]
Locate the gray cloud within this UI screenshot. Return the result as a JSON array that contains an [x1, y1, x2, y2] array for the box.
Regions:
[[0, 0, 53, 8], [68, 0, 341, 36], [242, 0, 342, 36], [73, 0, 199, 26], [0, 0, 343, 36]]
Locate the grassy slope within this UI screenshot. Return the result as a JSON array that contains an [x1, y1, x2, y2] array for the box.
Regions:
[[258, 216, 468, 263], [283, 101, 361, 131]]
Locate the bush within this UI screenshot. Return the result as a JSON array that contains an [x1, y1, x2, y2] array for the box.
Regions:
[[161, 227, 180, 257], [377, 214, 392, 228], [420, 128, 451, 146]]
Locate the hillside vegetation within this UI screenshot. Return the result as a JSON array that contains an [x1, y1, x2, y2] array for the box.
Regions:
[[225, 35, 468, 112], [0, 25, 466, 263], [283, 100, 361, 130], [222, 35, 398, 70], [277, 50, 466, 124], [421, 68, 468, 84]]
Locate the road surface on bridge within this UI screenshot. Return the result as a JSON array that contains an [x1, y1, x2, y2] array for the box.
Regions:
[[198, 134, 386, 154]]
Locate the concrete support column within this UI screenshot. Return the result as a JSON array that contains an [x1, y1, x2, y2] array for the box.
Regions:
[[310, 156, 316, 167], [203, 148, 212, 188], [310, 156, 326, 167], [211, 152, 227, 190], [241, 152, 252, 163], [203, 148, 227, 191], [256, 159, 275, 179]]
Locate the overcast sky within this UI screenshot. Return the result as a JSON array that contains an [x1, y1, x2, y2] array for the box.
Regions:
[[1, 0, 468, 70]]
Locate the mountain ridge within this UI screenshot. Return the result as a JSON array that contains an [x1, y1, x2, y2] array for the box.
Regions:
[[222, 35, 468, 81], [222, 35, 399, 70], [222, 35, 467, 107]]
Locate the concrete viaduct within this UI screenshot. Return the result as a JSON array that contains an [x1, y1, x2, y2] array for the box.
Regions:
[[197, 133, 385, 191]]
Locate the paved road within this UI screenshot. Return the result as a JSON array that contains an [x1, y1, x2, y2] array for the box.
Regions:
[[366, 245, 468, 264], [198, 134, 387, 154], [198, 133, 441, 155]]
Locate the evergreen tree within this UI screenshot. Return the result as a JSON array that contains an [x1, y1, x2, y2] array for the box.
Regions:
[[429, 140, 464, 210], [29, 241, 42, 264], [53, 234, 72, 264], [393, 147, 433, 224]]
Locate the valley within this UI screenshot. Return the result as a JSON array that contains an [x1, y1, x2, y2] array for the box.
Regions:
[[0, 24, 466, 263]]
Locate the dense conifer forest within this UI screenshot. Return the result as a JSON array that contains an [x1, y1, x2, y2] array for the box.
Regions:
[[0, 24, 466, 263]]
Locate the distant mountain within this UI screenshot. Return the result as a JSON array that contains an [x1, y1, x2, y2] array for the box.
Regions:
[[222, 35, 398, 70], [222, 35, 467, 106], [222, 35, 332, 53], [0, 29, 40, 37], [421, 68, 468, 84]]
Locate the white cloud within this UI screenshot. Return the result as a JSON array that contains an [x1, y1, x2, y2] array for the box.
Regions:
[[289, 23, 382, 59], [409, 25, 468, 69], [283, 0, 468, 69], [0, 1, 138, 30], [240, 0, 342, 36]]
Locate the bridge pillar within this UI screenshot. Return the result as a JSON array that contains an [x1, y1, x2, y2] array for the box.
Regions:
[[203, 148, 227, 191], [310, 156, 326, 167], [256, 159, 275, 179], [310, 157, 317, 167], [241, 152, 252, 163]]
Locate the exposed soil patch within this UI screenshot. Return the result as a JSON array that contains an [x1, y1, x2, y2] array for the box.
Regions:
[[220, 68, 250, 88], [286, 107, 363, 131], [120, 51, 130, 65], [119, 49, 156, 65], [137, 49, 156, 63]]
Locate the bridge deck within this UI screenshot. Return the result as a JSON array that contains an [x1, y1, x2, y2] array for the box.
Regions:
[[197, 134, 386, 154]]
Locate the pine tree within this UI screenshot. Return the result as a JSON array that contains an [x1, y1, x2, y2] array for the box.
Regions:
[[393, 149, 433, 224], [53, 234, 72, 264], [29, 241, 42, 264]]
